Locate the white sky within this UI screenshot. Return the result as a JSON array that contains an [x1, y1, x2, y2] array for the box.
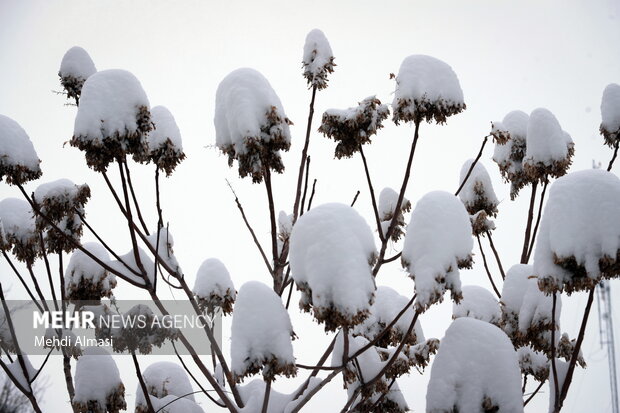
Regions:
[[0, 0, 619, 411]]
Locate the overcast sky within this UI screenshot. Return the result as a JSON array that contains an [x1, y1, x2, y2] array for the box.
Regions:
[[1, 0, 619, 411]]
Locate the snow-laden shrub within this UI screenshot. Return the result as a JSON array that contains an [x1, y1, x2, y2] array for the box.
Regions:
[[534, 169, 620, 294], [58, 46, 97, 105], [517, 346, 549, 382], [600, 83, 620, 147], [231, 281, 296, 382], [378, 187, 411, 242], [458, 160, 498, 217], [401, 191, 473, 312], [0, 198, 39, 264], [64, 242, 116, 301], [523, 108, 574, 181], [392, 55, 465, 125], [33, 179, 90, 254], [289, 203, 377, 331], [452, 285, 501, 326], [0, 114, 42, 185], [71, 69, 152, 172], [193, 258, 236, 316], [426, 317, 524, 413], [302, 29, 335, 90], [353, 285, 424, 347], [145, 105, 186, 175], [492, 110, 530, 199], [214, 68, 292, 183], [72, 347, 126, 413], [318, 96, 389, 158], [135, 361, 197, 413]]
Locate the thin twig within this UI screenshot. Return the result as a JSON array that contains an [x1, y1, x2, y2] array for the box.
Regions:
[[359, 145, 384, 242], [477, 235, 501, 298], [523, 380, 545, 406], [485, 231, 506, 280], [38, 234, 58, 311], [264, 168, 281, 291], [300, 156, 311, 217], [293, 85, 318, 223], [550, 292, 560, 411], [455, 135, 490, 196], [307, 179, 317, 212], [526, 178, 549, 262], [2, 251, 42, 311], [124, 160, 150, 235], [520, 181, 538, 264], [132, 352, 156, 413], [261, 379, 272, 413], [118, 159, 148, 277], [382, 252, 402, 264], [350, 190, 360, 207], [607, 140, 619, 171]]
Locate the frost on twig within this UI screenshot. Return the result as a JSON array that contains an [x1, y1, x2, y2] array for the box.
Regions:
[[318, 96, 389, 159], [290, 203, 377, 331], [378, 188, 411, 242], [231, 281, 296, 382], [392, 55, 465, 125], [534, 170, 620, 294], [58, 46, 97, 105], [302, 29, 335, 90], [193, 258, 236, 316], [0, 114, 42, 185], [401, 191, 473, 312], [214, 68, 292, 183], [600, 83, 620, 147], [452, 285, 501, 326], [70, 69, 152, 172], [64, 242, 116, 302], [143, 105, 186, 176], [135, 361, 200, 413], [492, 110, 530, 199], [0, 198, 39, 264]]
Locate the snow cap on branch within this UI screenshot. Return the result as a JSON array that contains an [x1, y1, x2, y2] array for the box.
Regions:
[[392, 55, 465, 125], [302, 29, 335, 90], [290, 203, 377, 331], [73, 347, 126, 413], [214, 68, 292, 183], [145, 105, 185, 175], [426, 318, 524, 413], [59, 46, 97, 104], [452, 285, 501, 326], [378, 187, 411, 242], [492, 110, 530, 199], [64, 242, 116, 301], [458, 160, 498, 217], [0, 197, 39, 264], [0, 114, 42, 185], [71, 69, 152, 172], [193, 258, 236, 315], [600, 83, 620, 147], [401, 191, 473, 312], [231, 281, 296, 382], [534, 169, 620, 294], [318, 96, 389, 158], [135, 361, 196, 413]]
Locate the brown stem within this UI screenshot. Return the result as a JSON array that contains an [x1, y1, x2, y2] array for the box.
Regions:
[[523, 380, 545, 406], [359, 145, 384, 242], [292, 336, 337, 401], [27, 264, 50, 313], [486, 231, 506, 280], [59, 253, 76, 408], [455, 135, 490, 196], [2, 251, 42, 311], [526, 177, 548, 262], [293, 85, 318, 223], [382, 252, 402, 264], [124, 160, 150, 235], [300, 156, 311, 218], [38, 233, 58, 310], [307, 179, 317, 212], [608, 140, 619, 172], [261, 379, 271, 413], [522, 374, 528, 394], [264, 168, 281, 292], [350, 190, 360, 207], [550, 292, 560, 411], [477, 235, 501, 298], [520, 181, 538, 264], [132, 352, 156, 413]]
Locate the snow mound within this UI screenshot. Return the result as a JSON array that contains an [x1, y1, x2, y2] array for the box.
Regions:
[[392, 55, 465, 125], [108, 246, 155, 286], [64, 242, 115, 301], [0, 114, 41, 185], [318, 96, 389, 158], [193, 258, 236, 315], [453, 285, 501, 325], [289, 203, 377, 331], [492, 110, 530, 199], [302, 29, 335, 90], [59, 46, 97, 104], [600, 83, 620, 147], [401, 191, 473, 312], [517, 346, 549, 382], [0, 197, 38, 264], [534, 169, 620, 294], [135, 361, 195, 411], [73, 347, 126, 413], [71, 69, 152, 172], [147, 105, 185, 175], [458, 160, 498, 217], [231, 281, 296, 381], [378, 187, 411, 242], [214, 68, 291, 183], [426, 318, 524, 413]]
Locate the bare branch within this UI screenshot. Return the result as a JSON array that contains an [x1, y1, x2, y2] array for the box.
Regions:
[[359, 145, 384, 242], [455, 135, 490, 196], [477, 234, 501, 298]]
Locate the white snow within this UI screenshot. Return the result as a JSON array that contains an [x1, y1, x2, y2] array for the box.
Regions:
[[235, 378, 322, 413], [458, 160, 498, 215], [73, 69, 150, 141], [600, 83, 620, 139], [146, 227, 181, 274], [64, 242, 115, 296], [518, 280, 561, 337], [0, 114, 41, 175], [426, 317, 524, 413], [289, 203, 377, 328], [401, 191, 473, 312], [135, 361, 195, 409], [147, 105, 183, 153], [517, 346, 549, 380], [533, 169, 620, 292], [501, 264, 535, 337], [59, 46, 97, 80], [214, 68, 291, 154], [6, 355, 37, 390], [492, 110, 529, 197], [141, 395, 204, 413], [548, 360, 569, 413], [33, 178, 81, 203], [73, 347, 125, 409], [231, 281, 295, 379], [0, 198, 36, 245], [278, 211, 293, 239], [302, 29, 334, 89], [108, 246, 155, 286], [523, 108, 573, 171], [452, 285, 501, 325], [192, 258, 236, 307], [331, 332, 385, 384], [378, 187, 410, 221]]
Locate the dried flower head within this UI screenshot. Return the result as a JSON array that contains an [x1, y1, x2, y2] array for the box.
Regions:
[[302, 29, 335, 90], [318, 96, 389, 159], [140, 105, 186, 176], [64, 243, 116, 302], [377, 187, 411, 242], [0, 198, 39, 265], [600, 83, 620, 147], [458, 160, 499, 218], [58, 46, 97, 105], [193, 258, 236, 316], [470, 210, 496, 237], [0, 114, 42, 185], [517, 346, 549, 382], [492, 110, 531, 199]]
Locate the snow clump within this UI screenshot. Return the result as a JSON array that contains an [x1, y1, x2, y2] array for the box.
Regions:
[[0, 198, 38, 264], [452, 285, 501, 326], [392, 55, 465, 125], [73, 347, 126, 413], [517, 346, 549, 382], [145, 105, 186, 175], [214, 68, 292, 183], [64, 242, 116, 301], [302, 29, 335, 90], [289, 203, 377, 331], [600, 83, 620, 147], [492, 110, 530, 199], [401, 191, 473, 312], [193, 258, 236, 315], [58, 46, 97, 105], [458, 160, 499, 236], [135, 361, 196, 413], [0, 114, 42, 185], [378, 187, 411, 242]]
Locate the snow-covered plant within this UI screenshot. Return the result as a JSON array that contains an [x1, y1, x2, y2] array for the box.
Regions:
[[426, 317, 524, 413], [135, 361, 198, 413], [378, 187, 411, 242], [144, 105, 186, 176], [492, 110, 530, 199], [517, 346, 549, 382], [452, 285, 501, 326], [58, 46, 97, 105], [534, 169, 620, 294], [214, 68, 292, 183], [289, 203, 377, 331], [458, 160, 499, 236], [146, 227, 182, 275], [318, 96, 389, 158], [392, 55, 466, 125], [231, 281, 296, 381], [600, 83, 620, 147], [33, 179, 90, 254], [43, 328, 82, 359], [72, 347, 126, 413], [64, 242, 116, 301], [193, 258, 236, 316], [401, 191, 473, 312], [302, 29, 335, 90], [0, 198, 39, 264], [71, 69, 152, 172], [0, 114, 42, 185]]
